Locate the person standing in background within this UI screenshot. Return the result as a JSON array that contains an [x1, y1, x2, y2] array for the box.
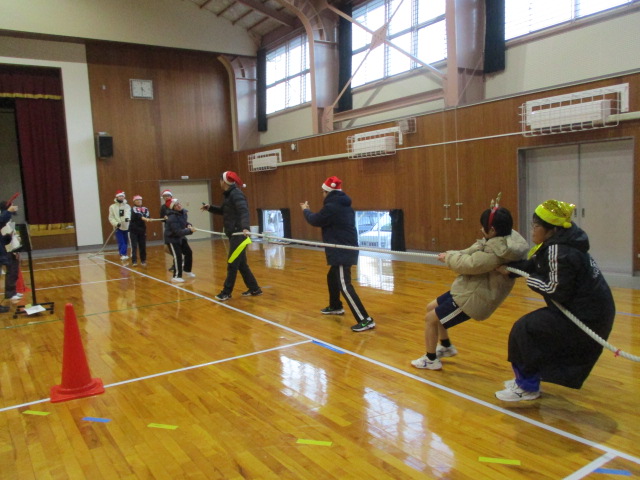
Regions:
[[108, 190, 131, 260], [129, 195, 150, 266]]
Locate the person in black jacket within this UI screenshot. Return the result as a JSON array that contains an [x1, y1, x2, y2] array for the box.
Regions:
[[201, 171, 261, 301], [164, 198, 196, 283], [495, 199, 615, 402], [0, 200, 19, 313], [129, 195, 150, 266], [300, 176, 375, 332]]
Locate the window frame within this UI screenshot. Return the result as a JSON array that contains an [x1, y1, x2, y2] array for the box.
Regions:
[[505, 0, 639, 43], [351, 0, 447, 88], [265, 35, 311, 115]]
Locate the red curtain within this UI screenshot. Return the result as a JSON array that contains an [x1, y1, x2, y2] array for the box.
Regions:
[[15, 98, 74, 224], [1, 64, 73, 225]]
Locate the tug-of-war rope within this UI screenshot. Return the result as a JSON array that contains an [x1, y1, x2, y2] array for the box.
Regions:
[[193, 228, 639, 362]]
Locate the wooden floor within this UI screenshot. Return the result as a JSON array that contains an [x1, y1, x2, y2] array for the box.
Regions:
[[0, 238, 639, 479]]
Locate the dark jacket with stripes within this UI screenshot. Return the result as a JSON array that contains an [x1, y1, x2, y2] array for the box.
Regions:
[[303, 190, 359, 266], [508, 223, 615, 388]]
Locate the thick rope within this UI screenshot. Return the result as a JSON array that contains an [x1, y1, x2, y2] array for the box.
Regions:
[[87, 227, 117, 258], [506, 267, 639, 362], [197, 228, 636, 360], [217, 230, 440, 259]]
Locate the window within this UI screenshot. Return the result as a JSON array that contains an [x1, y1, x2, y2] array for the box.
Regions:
[[357, 211, 392, 250], [352, 0, 447, 87], [266, 36, 311, 114], [505, 0, 636, 40]]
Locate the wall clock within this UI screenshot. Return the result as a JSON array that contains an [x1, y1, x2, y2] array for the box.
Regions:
[[130, 79, 154, 99]]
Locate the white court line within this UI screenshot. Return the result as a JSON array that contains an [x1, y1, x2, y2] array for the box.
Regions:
[[13, 255, 640, 466], [96, 257, 640, 465], [0, 341, 311, 414], [37, 278, 129, 291], [563, 452, 618, 480]]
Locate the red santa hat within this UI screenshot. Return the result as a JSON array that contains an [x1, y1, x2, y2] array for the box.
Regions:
[[222, 171, 246, 187], [115, 190, 125, 197], [161, 190, 172, 197], [322, 176, 342, 192], [133, 195, 142, 201], [165, 198, 179, 210]]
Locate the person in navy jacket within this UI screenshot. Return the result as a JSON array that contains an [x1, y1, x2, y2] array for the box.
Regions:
[[300, 176, 375, 332]]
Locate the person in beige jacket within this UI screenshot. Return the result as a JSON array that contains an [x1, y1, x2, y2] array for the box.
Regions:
[[412, 203, 529, 371]]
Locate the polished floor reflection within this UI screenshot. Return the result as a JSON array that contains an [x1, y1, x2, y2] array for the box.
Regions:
[[0, 238, 639, 479]]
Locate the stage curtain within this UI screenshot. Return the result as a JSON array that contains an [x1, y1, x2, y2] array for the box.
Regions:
[[15, 97, 73, 224]]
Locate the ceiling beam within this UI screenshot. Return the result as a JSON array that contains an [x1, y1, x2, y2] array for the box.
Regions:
[[235, 0, 296, 27]]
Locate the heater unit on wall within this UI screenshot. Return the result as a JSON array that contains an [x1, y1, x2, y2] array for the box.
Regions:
[[347, 127, 403, 159], [520, 83, 628, 136], [248, 149, 282, 172]]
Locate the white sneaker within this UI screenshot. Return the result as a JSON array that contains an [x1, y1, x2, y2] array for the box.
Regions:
[[14, 293, 23, 298], [503, 379, 542, 392], [411, 355, 443, 370], [10, 294, 22, 301], [436, 344, 458, 358], [495, 382, 540, 402], [183, 272, 196, 278], [120, 255, 129, 260], [171, 277, 185, 283]]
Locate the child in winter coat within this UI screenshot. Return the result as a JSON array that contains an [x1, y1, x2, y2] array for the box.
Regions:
[[411, 200, 528, 370], [129, 195, 150, 266], [108, 190, 131, 260]]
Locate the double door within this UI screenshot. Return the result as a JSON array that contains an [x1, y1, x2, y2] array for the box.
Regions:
[[520, 139, 633, 274]]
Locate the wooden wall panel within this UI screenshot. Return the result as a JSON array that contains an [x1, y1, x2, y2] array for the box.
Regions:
[[234, 72, 640, 271], [86, 41, 233, 240]]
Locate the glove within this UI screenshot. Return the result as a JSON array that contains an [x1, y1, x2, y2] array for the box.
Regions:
[[125, 218, 130, 222], [116, 223, 121, 228]]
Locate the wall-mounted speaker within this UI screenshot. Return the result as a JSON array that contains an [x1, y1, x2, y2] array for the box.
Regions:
[[95, 133, 113, 159]]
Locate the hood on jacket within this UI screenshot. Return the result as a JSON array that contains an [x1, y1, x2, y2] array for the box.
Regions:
[[544, 223, 590, 253], [485, 230, 529, 262], [324, 190, 352, 208]]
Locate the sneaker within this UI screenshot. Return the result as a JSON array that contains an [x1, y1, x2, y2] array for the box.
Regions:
[[141, 262, 147, 266], [215, 292, 231, 301], [0, 305, 9, 313], [436, 344, 458, 358], [320, 306, 345, 315], [241, 288, 263, 297], [10, 294, 22, 301], [14, 293, 23, 298], [171, 277, 185, 283], [131, 262, 137, 267], [184, 272, 196, 278], [411, 355, 443, 370], [503, 379, 542, 392], [351, 317, 375, 332], [120, 255, 129, 260], [495, 382, 541, 402]]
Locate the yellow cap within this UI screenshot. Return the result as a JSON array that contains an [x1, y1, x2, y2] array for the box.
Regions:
[[535, 199, 575, 229]]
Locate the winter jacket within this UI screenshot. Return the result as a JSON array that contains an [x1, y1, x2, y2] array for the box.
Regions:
[[164, 209, 192, 244], [0, 208, 12, 266], [507, 223, 615, 388], [130, 206, 150, 233], [446, 230, 529, 320], [303, 190, 359, 266], [108, 199, 131, 231], [206, 185, 250, 238]]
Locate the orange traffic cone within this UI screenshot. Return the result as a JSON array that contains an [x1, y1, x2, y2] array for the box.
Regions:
[[50, 303, 104, 403], [16, 265, 31, 294]]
